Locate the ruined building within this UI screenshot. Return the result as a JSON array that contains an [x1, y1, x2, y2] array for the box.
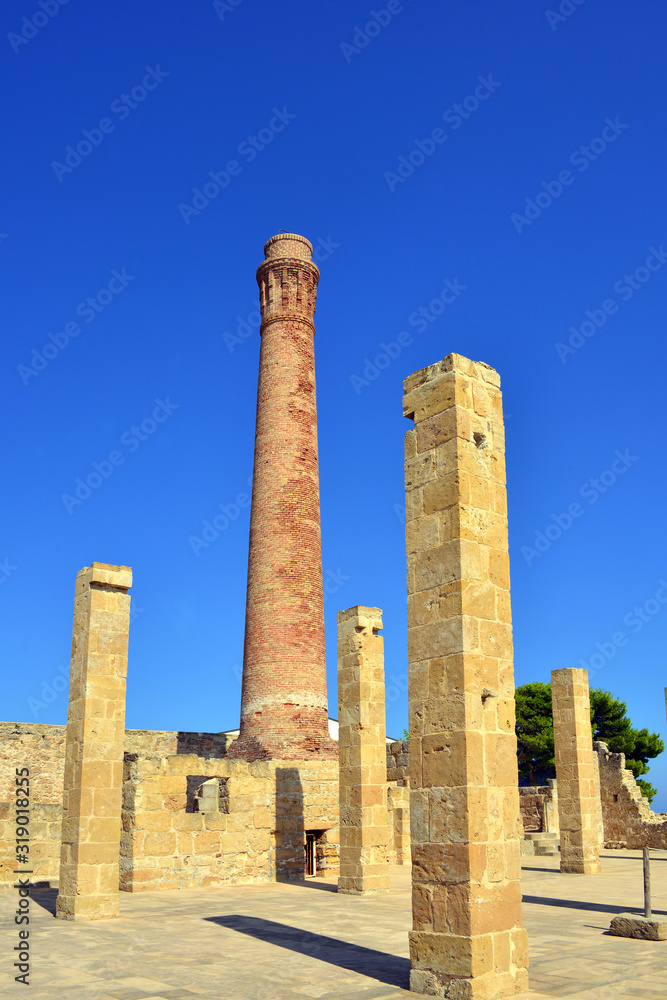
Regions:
[[2, 231, 666, 998]]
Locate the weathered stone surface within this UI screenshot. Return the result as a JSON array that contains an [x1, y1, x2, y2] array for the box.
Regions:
[[610, 912, 667, 940], [56, 563, 132, 920], [595, 740, 667, 849], [337, 607, 390, 895], [404, 355, 528, 998], [552, 668, 602, 874]]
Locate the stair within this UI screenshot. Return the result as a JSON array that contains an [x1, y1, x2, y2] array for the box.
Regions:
[[524, 832, 560, 856]]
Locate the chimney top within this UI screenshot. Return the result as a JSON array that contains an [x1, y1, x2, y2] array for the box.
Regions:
[[263, 232, 313, 262]]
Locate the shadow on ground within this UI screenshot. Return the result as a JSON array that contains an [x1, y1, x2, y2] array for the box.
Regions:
[[523, 895, 667, 916], [30, 887, 58, 915], [205, 914, 410, 989], [275, 877, 337, 892]]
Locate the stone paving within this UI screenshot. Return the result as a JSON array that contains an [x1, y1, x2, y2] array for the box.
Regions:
[[1, 851, 665, 999]]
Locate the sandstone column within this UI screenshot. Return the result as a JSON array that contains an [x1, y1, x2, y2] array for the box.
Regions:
[[56, 563, 132, 920], [551, 667, 601, 874], [229, 233, 336, 761], [337, 606, 390, 895], [404, 355, 528, 999]]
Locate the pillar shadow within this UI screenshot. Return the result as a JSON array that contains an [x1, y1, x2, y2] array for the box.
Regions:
[[30, 887, 58, 915], [274, 768, 304, 882], [205, 914, 410, 988], [522, 894, 667, 916]]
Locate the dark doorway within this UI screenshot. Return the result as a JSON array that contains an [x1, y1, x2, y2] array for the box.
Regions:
[[305, 832, 316, 877]]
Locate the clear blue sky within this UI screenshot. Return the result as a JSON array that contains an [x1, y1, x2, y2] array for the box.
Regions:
[[3, 0, 667, 807]]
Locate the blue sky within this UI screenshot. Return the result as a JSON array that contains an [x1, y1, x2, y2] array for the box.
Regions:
[[2, 0, 667, 807]]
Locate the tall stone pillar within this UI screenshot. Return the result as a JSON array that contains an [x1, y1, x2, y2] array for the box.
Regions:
[[551, 667, 602, 874], [56, 563, 132, 920], [404, 355, 528, 999], [229, 233, 337, 762], [337, 606, 390, 895]]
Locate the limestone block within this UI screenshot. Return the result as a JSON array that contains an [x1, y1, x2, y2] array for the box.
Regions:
[[610, 913, 667, 940], [404, 357, 527, 999], [56, 564, 132, 921], [337, 606, 390, 895]]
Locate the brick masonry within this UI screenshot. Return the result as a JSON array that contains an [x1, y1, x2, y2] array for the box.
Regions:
[[56, 563, 132, 920], [404, 354, 529, 999], [229, 233, 337, 762], [337, 606, 390, 895], [551, 668, 603, 874]]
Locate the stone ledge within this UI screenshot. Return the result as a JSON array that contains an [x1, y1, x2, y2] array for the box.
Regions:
[[609, 912, 667, 940]]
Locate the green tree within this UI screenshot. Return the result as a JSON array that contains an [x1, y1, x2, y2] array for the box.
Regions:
[[515, 682, 554, 785], [514, 682, 663, 802]]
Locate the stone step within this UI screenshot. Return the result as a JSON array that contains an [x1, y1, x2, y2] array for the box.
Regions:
[[535, 845, 560, 856], [525, 832, 558, 841]]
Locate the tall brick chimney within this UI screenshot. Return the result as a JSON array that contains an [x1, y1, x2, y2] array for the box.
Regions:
[[228, 233, 338, 761]]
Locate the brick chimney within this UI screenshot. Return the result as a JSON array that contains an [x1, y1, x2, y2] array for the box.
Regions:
[[228, 233, 338, 761]]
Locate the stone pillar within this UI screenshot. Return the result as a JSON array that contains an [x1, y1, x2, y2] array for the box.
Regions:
[[337, 606, 390, 895], [551, 667, 601, 874], [56, 563, 132, 920], [229, 233, 336, 762], [403, 355, 528, 999]]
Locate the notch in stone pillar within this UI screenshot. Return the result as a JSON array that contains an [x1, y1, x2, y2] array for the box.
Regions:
[[403, 354, 528, 998], [551, 667, 602, 874], [56, 562, 132, 920], [337, 606, 390, 895]]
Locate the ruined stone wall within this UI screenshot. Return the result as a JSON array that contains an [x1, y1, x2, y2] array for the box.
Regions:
[[595, 741, 667, 849], [0, 723, 66, 886], [519, 782, 559, 835], [121, 755, 338, 891], [386, 740, 409, 785]]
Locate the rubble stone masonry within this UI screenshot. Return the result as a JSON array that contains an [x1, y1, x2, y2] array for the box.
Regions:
[[403, 354, 528, 998], [595, 741, 667, 850], [337, 606, 390, 894], [56, 563, 132, 920]]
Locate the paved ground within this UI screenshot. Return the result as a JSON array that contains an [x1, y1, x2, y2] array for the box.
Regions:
[[1, 851, 666, 999]]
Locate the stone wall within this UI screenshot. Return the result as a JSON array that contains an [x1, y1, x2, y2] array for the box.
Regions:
[[0, 723, 337, 889], [386, 740, 409, 785], [519, 782, 559, 834], [0, 723, 66, 886], [595, 741, 667, 849], [121, 755, 338, 891]]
